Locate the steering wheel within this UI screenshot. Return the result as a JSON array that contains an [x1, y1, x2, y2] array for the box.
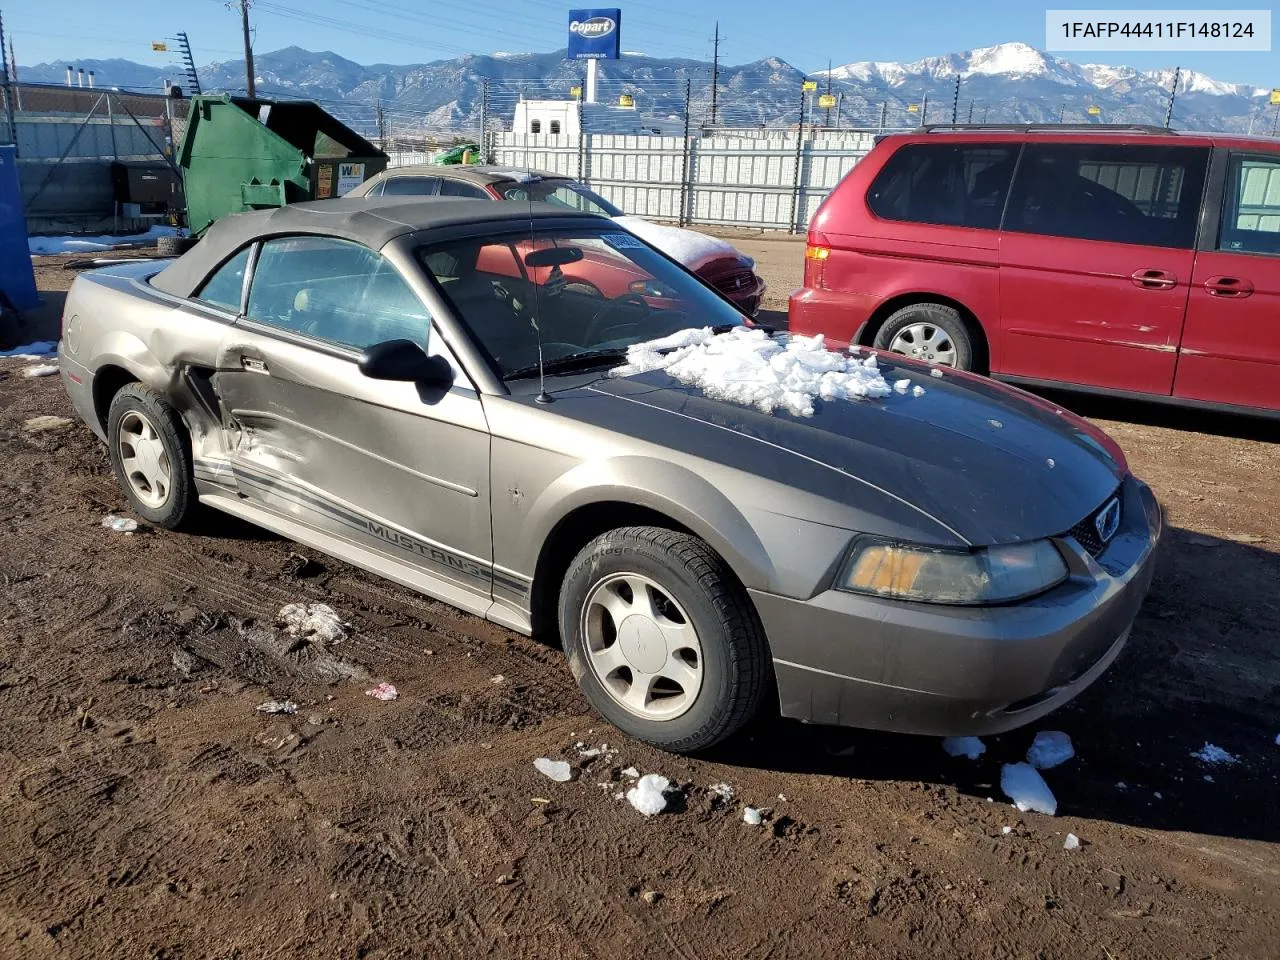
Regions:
[[584, 293, 650, 343]]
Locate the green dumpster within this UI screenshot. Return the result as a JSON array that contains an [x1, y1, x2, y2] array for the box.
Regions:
[[177, 94, 388, 234]]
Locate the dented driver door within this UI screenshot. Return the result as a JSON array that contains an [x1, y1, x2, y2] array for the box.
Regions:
[[211, 235, 495, 602]]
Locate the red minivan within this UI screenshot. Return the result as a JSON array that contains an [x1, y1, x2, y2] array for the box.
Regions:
[[790, 126, 1280, 415]]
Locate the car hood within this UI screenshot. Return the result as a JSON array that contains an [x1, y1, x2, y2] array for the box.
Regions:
[[561, 358, 1125, 546], [612, 215, 745, 271]]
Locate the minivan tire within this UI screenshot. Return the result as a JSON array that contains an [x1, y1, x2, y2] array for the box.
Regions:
[[874, 302, 975, 371], [559, 526, 770, 754]]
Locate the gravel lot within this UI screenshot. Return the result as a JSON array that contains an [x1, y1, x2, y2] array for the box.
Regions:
[[0, 252, 1277, 958]]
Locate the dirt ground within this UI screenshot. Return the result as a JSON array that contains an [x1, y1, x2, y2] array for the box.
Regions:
[[1, 253, 1278, 959]]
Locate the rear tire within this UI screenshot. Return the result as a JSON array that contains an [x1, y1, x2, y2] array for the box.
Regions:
[[106, 384, 199, 529], [558, 526, 770, 753], [873, 302, 975, 371]]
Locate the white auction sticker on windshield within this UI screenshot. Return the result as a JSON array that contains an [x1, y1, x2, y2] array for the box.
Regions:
[[601, 233, 646, 249]]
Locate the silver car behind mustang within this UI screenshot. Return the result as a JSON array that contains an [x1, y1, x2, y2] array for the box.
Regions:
[[57, 197, 1162, 752]]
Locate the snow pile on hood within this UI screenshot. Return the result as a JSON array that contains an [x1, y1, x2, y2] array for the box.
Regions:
[[29, 225, 181, 255], [613, 216, 744, 269], [612, 327, 894, 417]]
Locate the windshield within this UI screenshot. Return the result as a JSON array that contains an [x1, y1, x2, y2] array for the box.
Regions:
[[418, 226, 747, 379], [496, 179, 624, 217]]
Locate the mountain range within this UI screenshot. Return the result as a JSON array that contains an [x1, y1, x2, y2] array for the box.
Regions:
[[19, 42, 1278, 134]]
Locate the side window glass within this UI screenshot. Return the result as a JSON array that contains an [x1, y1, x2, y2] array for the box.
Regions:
[[194, 246, 252, 312], [245, 237, 431, 350], [1005, 143, 1208, 248], [383, 176, 440, 196], [867, 143, 1017, 230], [1220, 156, 1280, 255], [439, 179, 489, 199]]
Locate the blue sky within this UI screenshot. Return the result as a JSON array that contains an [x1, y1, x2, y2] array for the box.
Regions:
[[7, 0, 1278, 86]]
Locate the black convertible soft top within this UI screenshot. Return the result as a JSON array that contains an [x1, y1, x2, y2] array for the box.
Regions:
[[150, 197, 604, 299]]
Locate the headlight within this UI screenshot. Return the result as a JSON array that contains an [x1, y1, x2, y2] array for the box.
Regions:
[[839, 539, 1068, 605]]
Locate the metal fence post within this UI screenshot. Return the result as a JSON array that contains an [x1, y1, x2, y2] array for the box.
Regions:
[[478, 80, 489, 161], [790, 87, 805, 233], [678, 79, 691, 225]]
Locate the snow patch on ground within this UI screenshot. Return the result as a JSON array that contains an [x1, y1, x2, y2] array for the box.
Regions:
[[612, 215, 740, 268], [1027, 731, 1075, 770], [28, 224, 180, 255], [941, 736, 985, 760], [626, 774, 671, 816], [24, 364, 58, 378], [1063, 833, 1081, 850], [1191, 742, 1238, 765], [533, 758, 573, 782], [743, 807, 763, 825], [708, 782, 735, 802], [0, 340, 57, 358], [613, 327, 895, 417], [1001, 762, 1057, 815]]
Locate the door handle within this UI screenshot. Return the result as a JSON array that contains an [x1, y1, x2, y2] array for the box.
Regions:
[[1203, 276, 1254, 298], [1129, 269, 1177, 289], [240, 355, 269, 373]]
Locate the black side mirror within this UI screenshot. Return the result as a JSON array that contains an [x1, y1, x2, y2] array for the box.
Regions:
[[359, 339, 454, 386]]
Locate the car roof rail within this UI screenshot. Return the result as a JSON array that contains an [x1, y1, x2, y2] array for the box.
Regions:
[[917, 123, 1174, 135]]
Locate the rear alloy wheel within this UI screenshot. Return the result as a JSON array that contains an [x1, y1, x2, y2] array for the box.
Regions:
[[559, 526, 770, 753], [874, 302, 974, 370], [107, 384, 199, 529]]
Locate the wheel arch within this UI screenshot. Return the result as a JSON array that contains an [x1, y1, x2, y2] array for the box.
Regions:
[[858, 292, 990, 374], [522, 458, 777, 640]]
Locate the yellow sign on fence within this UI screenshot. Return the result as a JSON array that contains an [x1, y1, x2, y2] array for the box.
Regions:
[[151, 41, 168, 52], [1271, 89, 1280, 105], [618, 93, 634, 107], [906, 104, 919, 113], [1087, 105, 1102, 115], [570, 86, 582, 98], [818, 94, 837, 108], [802, 80, 818, 91]]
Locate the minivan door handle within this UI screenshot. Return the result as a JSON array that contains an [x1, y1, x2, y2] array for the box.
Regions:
[[1129, 269, 1178, 289], [1203, 276, 1254, 298]]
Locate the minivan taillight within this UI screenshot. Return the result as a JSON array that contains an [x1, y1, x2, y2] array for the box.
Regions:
[[803, 231, 831, 289]]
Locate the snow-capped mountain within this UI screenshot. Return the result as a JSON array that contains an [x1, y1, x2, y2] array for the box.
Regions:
[[20, 41, 1274, 134]]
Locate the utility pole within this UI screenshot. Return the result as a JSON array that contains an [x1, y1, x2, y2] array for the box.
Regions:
[[951, 75, 960, 123], [376, 101, 386, 148], [967, 99, 974, 123], [825, 59, 833, 126], [710, 21, 720, 126], [1164, 66, 1180, 128], [1059, 102, 1066, 123], [230, 0, 256, 98], [919, 91, 928, 126]]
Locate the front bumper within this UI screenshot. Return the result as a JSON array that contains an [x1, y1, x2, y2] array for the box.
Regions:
[[752, 476, 1162, 737]]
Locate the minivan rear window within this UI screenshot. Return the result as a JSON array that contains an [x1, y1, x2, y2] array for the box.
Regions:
[[867, 143, 1018, 230], [1004, 143, 1208, 249]]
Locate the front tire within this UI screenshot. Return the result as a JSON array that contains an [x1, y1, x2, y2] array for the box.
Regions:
[[106, 384, 198, 529], [873, 302, 974, 371], [559, 526, 770, 753]]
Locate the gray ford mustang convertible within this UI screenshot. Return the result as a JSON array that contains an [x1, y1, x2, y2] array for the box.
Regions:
[[58, 197, 1161, 753]]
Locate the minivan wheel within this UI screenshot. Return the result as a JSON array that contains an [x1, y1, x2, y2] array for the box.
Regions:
[[106, 384, 199, 529], [874, 303, 974, 370], [558, 526, 770, 753]]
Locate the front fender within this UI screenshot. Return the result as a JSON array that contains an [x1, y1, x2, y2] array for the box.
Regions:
[[523, 455, 778, 591]]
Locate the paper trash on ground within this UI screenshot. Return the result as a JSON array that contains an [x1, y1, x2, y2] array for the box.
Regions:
[[942, 736, 986, 760], [613, 327, 896, 418], [256, 700, 299, 715], [1191, 742, 1239, 765], [278, 602, 348, 644], [1027, 731, 1075, 770], [101, 514, 138, 533], [626, 774, 671, 816], [364, 682, 398, 701], [1001, 762, 1058, 816]]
